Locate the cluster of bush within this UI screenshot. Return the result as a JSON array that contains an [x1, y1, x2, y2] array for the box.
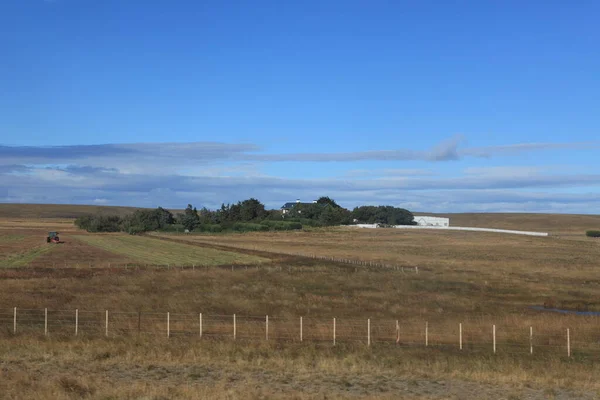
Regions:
[[75, 207, 174, 234], [586, 230, 600, 238], [75, 206, 304, 235], [74, 196, 415, 235]]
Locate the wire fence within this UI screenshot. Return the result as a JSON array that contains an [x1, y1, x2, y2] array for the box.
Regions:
[[2, 307, 599, 358], [1, 261, 420, 274], [161, 236, 418, 271]]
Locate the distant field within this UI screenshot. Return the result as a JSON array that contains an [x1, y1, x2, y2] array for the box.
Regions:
[[1, 203, 599, 234], [0, 203, 144, 219], [73, 234, 269, 266], [426, 212, 600, 235], [161, 227, 600, 278]]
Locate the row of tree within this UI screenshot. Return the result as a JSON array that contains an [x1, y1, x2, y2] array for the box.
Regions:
[[75, 197, 416, 234], [75, 207, 175, 234]]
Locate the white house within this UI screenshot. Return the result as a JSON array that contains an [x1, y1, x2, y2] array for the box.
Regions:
[[413, 216, 450, 227]]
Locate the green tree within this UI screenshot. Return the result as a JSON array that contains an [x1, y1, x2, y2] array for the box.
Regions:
[[198, 207, 215, 224], [351, 205, 415, 225], [316, 196, 341, 208], [238, 198, 267, 221], [181, 204, 200, 231], [155, 207, 175, 227]]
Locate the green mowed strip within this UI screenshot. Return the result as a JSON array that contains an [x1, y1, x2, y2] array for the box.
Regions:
[[0, 234, 26, 242], [1, 245, 56, 267], [73, 235, 269, 266]]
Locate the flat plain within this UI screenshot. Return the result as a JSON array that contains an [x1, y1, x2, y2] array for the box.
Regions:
[[1, 204, 600, 399]]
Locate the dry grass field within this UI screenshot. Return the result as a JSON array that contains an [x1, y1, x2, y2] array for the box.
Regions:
[[428, 212, 600, 235], [1, 204, 600, 399]]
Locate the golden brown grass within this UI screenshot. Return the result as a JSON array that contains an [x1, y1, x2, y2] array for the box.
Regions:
[[1, 207, 600, 398], [157, 228, 600, 309], [427, 212, 600, 235], [1, 336, 599, 400], [0, 203, 143, 219], [73, 234, 269, 266]]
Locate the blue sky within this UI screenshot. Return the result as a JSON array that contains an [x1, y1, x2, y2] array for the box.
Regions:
[[1, 0, 599, 213]]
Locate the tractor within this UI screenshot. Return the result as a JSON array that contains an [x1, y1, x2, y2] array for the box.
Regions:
[[46, 232, 61, 244]]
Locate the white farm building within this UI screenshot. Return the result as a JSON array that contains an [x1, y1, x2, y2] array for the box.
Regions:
[[414, 216, 450, 227]]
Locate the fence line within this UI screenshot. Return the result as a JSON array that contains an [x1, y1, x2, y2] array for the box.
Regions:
[[2, 307, 597, 359], [151, 236, 422, 272], [6, 260, 421, 274]]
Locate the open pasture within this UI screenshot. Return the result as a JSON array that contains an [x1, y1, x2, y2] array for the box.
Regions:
[[74, 234, 269, 266], [0, 203, 142, 219], [0, 229, 58, 267], [1, 207, 600, 399], [432, 212, 600, 236], [157, 228, 600, 311], [1, 260, 600, 399], [0, 225, 269, 268]]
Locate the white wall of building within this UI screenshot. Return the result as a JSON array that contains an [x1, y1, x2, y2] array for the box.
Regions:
[[414, 216, 450, 227]]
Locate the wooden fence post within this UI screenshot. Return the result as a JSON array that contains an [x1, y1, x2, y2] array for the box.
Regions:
[[425, 321, 428, 347], [493, 324, 496, 354], [300, 316, 303, 342], [44, 308, 48, 336], [167, 312, 170, 338], [266, 315, 269, 340], [233, 314, 236, 340], [333, 318, 336, 346], [199, 313, 203, 338], [13, 307, 16, 334], [529, 326, 533, 355], [105, 310, 108, 337], [367, 318, 371, 347], [75, 309, 79, 336], [459, 323, 462, 350], [567, 328, 571, 358]]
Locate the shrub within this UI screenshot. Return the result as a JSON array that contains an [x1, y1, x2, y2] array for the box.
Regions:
[[126, 225, 145, 235], [193, 224, 223, 233], [586, 230, 600, 237], [75, 215, 122, 232], [285, 218, 324, 228], [232, 223, 269, 232], [208, 224, 222, 233], [158, 224, 185, 233], [260, 221, 303, 231]]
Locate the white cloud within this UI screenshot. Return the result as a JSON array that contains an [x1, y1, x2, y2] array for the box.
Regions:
[[1, 138, 597, 170], [2, 138, 599, 212]]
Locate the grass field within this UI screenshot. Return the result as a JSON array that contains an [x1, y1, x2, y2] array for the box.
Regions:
[[73, 234, 269, 266], [157, 228, 600, 311], [0, 203, 145, 219], [0, 229, 59, 267], [1, 205, 600, 399], [429, 212, 600, 234]]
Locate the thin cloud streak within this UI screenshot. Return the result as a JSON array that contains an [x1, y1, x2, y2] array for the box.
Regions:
[[2, 138, 599, 213], [1, 138, 597, 166], [0, 162, 600, 213]]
